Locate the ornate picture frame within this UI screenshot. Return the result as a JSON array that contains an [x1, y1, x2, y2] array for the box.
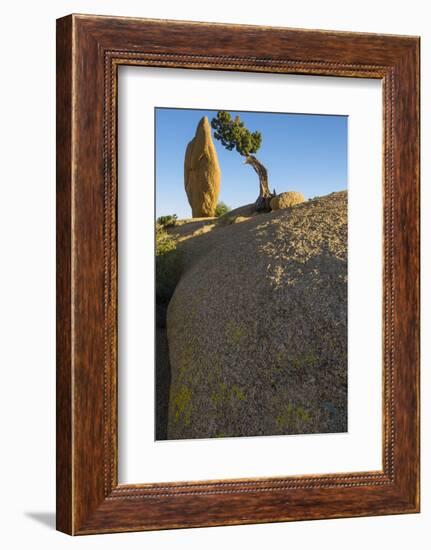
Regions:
[[56, 14, 420, 534]]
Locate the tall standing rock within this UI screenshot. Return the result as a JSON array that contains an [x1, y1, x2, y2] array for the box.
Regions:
[[184, 116, 221, 217]]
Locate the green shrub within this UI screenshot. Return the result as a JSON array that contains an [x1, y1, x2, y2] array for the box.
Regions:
[[217, 214, 238, 226], [214, 202, 231, 217], [156, 224, 176, 256], [156, 225, 182, 304], [156, 214, 178, 228]]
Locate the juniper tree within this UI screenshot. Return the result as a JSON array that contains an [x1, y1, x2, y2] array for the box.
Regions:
[[210, 111, 275, 211]]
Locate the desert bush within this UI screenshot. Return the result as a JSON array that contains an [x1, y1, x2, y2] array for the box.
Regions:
[[214, 202, 231, 217], [156, 225, 182, 304], [217, 213, 247, 226], [156, 214, 178, 228], [156, 224, 176, 256], [217, 214, 235, 226]]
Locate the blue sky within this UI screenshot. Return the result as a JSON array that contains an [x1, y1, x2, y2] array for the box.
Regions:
[[155, 108, 347, 219]]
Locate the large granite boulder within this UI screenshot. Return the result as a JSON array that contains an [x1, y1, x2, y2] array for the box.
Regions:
[[184, 116, 221, 217], [166, 192, 348, 439], [270, 191, 305, 210]]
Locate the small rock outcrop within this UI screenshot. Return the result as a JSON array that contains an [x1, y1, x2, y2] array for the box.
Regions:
[[270, 191, 305, 210], [166, 192, 347, 440], [184, 117, 221, 217]]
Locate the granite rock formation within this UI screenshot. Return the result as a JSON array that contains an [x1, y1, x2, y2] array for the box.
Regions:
[[269, 191, 305, 210], [184, 116, 221, 217], [166, 192, 348, 439]]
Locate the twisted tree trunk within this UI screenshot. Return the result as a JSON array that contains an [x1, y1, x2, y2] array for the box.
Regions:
[[245, 155, 275, 212]]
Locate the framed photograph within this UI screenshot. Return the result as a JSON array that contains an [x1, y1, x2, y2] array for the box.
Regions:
[[56, 14, 420, 535]]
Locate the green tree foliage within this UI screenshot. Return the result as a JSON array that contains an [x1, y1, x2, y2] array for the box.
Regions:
[[211, 110, 272, 211], [214, 201, 231, 217], [211, 111, 262, 157]]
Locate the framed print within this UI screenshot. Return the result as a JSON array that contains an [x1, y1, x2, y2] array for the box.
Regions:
[[56, 14, 420, 535]]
